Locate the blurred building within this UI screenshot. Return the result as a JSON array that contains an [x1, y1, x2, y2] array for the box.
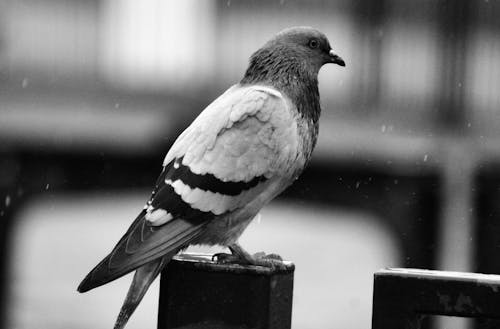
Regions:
[[2, 0, 500, 132]]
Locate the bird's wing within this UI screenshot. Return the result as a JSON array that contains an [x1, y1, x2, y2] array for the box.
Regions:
[[161, 84, 299, 215], [78, 85, 298, 292]]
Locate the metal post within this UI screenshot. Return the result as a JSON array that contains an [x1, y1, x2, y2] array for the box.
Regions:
[[158, 253, 295, 329], [372, 268, 500, 329]]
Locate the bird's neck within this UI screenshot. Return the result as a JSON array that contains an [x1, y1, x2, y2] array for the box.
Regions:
[[240, 48, 322, 124]]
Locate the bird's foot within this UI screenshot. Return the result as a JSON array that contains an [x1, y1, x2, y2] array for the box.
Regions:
[[212, 243, 286, 270], [212, 252, 243, 264], [249, 252, 287, 270]]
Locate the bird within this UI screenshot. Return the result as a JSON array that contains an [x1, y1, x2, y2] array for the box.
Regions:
[[77, 26, 345, 329]]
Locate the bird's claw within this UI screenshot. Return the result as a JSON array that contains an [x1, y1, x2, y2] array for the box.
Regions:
[[212, 252, 247, 264], [251, 252, 287, 270], [212, 251, 285, 270], [253, 252, 282, 261]]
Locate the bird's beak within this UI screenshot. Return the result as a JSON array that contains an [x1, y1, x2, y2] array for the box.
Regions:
[[329, 49, 345, 67]]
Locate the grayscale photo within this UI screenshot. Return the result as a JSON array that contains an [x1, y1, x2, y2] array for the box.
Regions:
[[0, 1, 499, 329]]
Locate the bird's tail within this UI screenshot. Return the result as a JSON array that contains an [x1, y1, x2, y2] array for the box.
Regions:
[[113, 255, 170, 329]]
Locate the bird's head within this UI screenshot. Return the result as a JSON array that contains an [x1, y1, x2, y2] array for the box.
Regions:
[[242, 26, 345, 85], [269, 26, 345, 69]]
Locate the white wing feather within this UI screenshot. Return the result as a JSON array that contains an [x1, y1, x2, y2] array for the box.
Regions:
[[164, 85, 299, 181]]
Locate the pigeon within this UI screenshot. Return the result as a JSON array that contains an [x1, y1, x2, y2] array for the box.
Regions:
[[77, 26, 345, 329]]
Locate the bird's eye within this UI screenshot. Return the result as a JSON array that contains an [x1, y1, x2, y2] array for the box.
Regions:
[[308, 39, 319, 49]]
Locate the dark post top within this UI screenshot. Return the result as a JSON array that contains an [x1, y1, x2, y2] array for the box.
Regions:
[[165, 253, 295, 275], [158, 253, 295, 329], [372, 268, 500, 329]]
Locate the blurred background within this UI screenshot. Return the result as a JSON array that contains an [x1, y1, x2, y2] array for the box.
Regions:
[[1, 0, 500, 328]]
